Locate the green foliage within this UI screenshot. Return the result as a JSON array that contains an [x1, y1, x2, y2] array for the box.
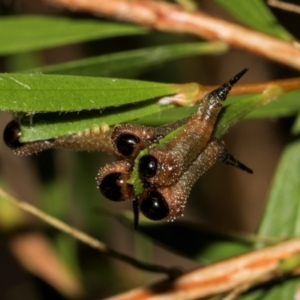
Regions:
[[0, 2, 300, 299], [0, 16, 146, 55], [257, 115, 300, 240], [27, 41, 228, 77]]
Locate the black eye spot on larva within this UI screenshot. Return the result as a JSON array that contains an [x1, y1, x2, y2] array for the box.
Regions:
[[140, 190, 170, 220], [115, 133, 140, 157], [99, 172, 133, 202], [3, 120, 22, 148], [138, 155, 158, 178]]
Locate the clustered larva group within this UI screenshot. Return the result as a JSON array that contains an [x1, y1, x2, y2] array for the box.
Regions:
[[3, 69, 252, 228]]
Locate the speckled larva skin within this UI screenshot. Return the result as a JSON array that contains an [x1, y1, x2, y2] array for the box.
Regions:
[[3, 69, 251, 224], [111, 117, 189, 159], [53, 125, 113, 154], [5, 116, 188, 158], [142, 69, 247, 187], [3, 121, 115, 156], [140, 139, 223, 221], [96, 160, 134, 202]]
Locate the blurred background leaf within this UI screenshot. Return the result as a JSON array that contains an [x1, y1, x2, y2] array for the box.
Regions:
[[0, 16, 147, 55]]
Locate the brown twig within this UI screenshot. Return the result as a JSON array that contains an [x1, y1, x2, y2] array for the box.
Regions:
[[43, 0, 300, 70], [161, 76, 300, 106], [268, 0, 300, 14], [0, 187, 181, 278], [105, 239, 300, 300], [3, 188, 300, 299]]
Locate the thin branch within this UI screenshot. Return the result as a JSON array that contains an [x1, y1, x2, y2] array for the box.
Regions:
[[7, 181, 300, 299], [0, 187, 181, 278], [161, 77, 300, 106], [268, 0, 300, 14], [43, 0, 300, 70], [105, 239, 300, 300]]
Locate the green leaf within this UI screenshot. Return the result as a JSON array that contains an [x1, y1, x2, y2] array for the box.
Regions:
[[26, 41, 228, 77], [19, 101, 173, 142], [213, 0, 294, 40], [141, 89, 300, 127], [1, 73, 293, 143], [0, 16, 146, 55], [256, 114, 300, 240], [244, 114, 300, 300], [246, 90, 300, 119], [0, 73, 181, 112], [241, 277, 299, 300], [215, 85, 284, 137]]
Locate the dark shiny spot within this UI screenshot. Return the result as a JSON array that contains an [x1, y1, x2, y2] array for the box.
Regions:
[[140, 190, 169, 220], [116, 134, 140, 157], [99, 172, 124, 201], [3, 120, 22, 148], [138, 155, 158, 178]]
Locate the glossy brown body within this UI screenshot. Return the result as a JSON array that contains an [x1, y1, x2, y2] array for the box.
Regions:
[[96, 160, 134, 201], [140, 139, 224, 221], [145, 92, 223, 187], [141, 68, 248, 187]]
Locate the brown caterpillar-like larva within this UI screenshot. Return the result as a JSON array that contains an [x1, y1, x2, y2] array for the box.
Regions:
[[3, 120, 114, 156], [111, 117, 189, 160], [138, 68, 248, 187], [138, 139, 252, 221], [3, 116, 188, 159], [96, 160, 134, 202]]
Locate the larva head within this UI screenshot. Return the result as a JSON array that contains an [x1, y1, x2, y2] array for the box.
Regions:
[[3, 120, 22, 148], [138, 150, 183, 187], [3, 120, 55, 156], [139, 186, 187, 221], [96, 160, 134, 202], [111, 124, 159, 159], [137, 140, 231, 222]]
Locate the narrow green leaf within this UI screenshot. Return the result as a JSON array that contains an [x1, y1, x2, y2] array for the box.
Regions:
[[0, 16, 146, 55], [257, 114, 300, 240], [20, 101, 173, 142], [241, 277, 299, 300], [0, 73, 181, 112], [26, 41, 228, 77], [213, 0, 294, 40], [18, 91, 271, 142], [246, 90, 300, 119], [214, 89, 281, 138], [1, 74, 293, 144], [141, 88, 300, 127], [245, 113, 300, 300]]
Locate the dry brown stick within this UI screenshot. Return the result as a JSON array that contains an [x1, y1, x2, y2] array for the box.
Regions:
[[105, 239, 300, 300], [160, 76, 300, 106], [43, 0, 300, 70], [0, 187, 181, 277], [206, 77, 300, 97], [3, 188, 300, 300], [268, 0, 300, 14]]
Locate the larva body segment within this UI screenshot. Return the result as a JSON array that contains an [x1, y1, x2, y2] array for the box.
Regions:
[[111, 117, 189, 160], [139, 139, 223, 221], [3, 121, 114, 156], [138, 69, 248, 187]]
